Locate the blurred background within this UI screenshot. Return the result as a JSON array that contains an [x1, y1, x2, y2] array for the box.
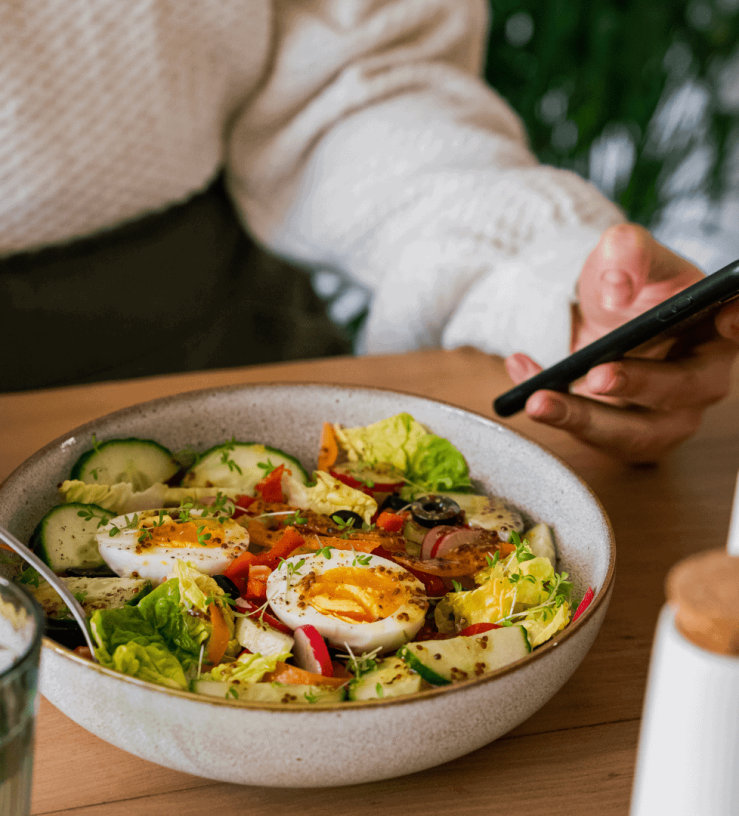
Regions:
[[322, 0, 739, 342]]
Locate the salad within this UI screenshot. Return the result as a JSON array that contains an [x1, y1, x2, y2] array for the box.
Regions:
[[17, 413, 593, 704]]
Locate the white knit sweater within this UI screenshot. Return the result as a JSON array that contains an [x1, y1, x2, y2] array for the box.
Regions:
[[0, 0, 623, 366]]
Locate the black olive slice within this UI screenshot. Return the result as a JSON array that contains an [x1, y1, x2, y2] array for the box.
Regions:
[[410, 496, 462, 528], [212, 574, 242, 601], [379, 494, 411, 514]]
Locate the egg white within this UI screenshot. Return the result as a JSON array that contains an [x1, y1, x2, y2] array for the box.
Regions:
[[266, 551, 428, 653], [96, 511, 250, 583]]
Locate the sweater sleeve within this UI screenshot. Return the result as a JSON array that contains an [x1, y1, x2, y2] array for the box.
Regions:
[[225, 0, 624, 366]]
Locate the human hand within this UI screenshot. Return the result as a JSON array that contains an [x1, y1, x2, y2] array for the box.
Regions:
[[504, 224, 739, 462]]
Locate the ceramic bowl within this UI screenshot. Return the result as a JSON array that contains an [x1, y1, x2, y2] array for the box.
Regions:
[[0, 383, 615, 787]]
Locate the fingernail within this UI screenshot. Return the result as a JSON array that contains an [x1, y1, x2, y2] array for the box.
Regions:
[[589, 366, 626, 395], [602, 269, 633, 310], [529, 395, 567, 424], [506, 356, 527, 382]]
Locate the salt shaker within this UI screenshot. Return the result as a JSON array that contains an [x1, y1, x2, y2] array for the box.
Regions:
[[630, 549, 739, 816]]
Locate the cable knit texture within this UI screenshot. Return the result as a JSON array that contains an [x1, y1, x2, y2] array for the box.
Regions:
[[0, 0, 623, 366]]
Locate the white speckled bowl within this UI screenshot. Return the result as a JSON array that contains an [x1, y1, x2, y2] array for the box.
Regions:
[[0, 383, 614, 787]]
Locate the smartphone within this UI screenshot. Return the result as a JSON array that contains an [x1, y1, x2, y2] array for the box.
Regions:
[[493, 257, 739, 418]]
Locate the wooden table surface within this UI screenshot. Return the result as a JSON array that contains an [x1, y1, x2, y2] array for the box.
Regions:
[[2, 347, 737, 816]]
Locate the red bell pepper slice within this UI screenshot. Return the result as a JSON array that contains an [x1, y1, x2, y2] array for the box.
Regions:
[[459, 622, 502, 637], [245, 564, 271, 603], [376, 511, 405, 533], [254, 526, 305, 570], [231, 494, 255, 519], [224, 525, 306, 585], [255, 464, 287, 503]]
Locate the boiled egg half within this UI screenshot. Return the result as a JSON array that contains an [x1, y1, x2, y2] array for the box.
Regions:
[[96, 510, 250, 583], [266, 551, 428, 653]]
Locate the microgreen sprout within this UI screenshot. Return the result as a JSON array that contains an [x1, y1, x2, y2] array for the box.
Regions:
[[485, 551, 500, 569], [331, 514, 356, 530], [375, 683, 384, 698], [351, 551, 372, 567], [452, 580, 463, 593], [197, 642, 206, 679], [194, 492, 235, 522], [220, 450, 243, 475], [137, 527, 153, 545], [257, 458, 277, 476], [205, 594, 236, 609], [227, 686, 239, 700], [285, 510, 307, 526], [337, 643, 382, 677], [279, 557, 306, 590], [76, 506, 112, 529], [304, 690, 320, 704], [196, 524, 212, 546]]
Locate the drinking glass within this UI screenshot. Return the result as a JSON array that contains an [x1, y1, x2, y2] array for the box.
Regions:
[[0, 577, 44, 816]]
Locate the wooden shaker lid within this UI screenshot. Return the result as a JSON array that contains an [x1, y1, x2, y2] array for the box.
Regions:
[[666, 549, 739, 656]]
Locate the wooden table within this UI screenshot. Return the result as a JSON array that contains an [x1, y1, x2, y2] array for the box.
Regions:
[[2, 347, 737, 816]]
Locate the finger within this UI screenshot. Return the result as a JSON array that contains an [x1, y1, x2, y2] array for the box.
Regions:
[[504, 353, 542, 384], [524, 390, 702, 463], [576, 225, 704, 345], [715, 298, 739, 342], [582, 340, 738, 411]]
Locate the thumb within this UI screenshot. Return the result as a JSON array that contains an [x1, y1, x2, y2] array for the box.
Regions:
[[575, 224, 703, 349], [504, 353, 542, 384]]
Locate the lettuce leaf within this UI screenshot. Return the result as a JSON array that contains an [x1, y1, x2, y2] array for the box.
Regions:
[[435, 543, 570, 646], [406, 434, 471, 492], [90, 605, 188, 689], [136, 578, 210, 666], [333, 413, 471, 493], [521, 602, 571, 648], [203, 650, 289, 685], [104, 641, 189, 690]]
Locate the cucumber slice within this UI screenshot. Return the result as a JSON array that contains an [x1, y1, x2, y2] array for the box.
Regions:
[[191, 679, 346, 704], [182, 442, 309, 493], [348, 657, 423, 701], [31, 503, 115, 573], [71, 438, 178, 491], [235, 615, 295, 657], [27, 576, 152, 619], [398, 626, 531, 685]]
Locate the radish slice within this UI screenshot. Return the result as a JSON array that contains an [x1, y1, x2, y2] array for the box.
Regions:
[[421, 526, 456, 560], [572, 587, 595, 622], [431, 528, 486, 559], [293, 625, 333, 676]]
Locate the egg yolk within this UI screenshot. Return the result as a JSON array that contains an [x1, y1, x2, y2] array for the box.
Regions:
[[136, 519, 226, 551], [299, 566, 412, 624]]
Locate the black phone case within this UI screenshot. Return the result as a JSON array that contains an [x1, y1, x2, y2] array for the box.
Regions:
[[493, 258, 739, 418]]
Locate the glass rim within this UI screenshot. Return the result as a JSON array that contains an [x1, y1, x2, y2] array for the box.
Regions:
[[0, 575, 46, 680]]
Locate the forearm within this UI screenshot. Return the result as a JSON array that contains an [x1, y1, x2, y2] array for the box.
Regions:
[[227, 0, 623, 363]]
